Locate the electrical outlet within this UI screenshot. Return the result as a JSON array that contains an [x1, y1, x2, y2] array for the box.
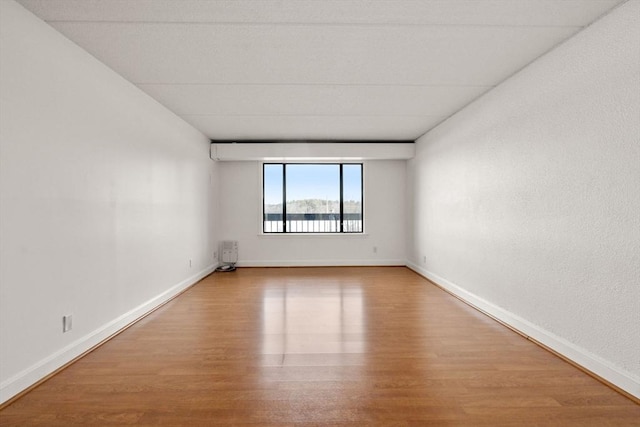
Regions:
[[373, 246, 377, 254], [189, 259, 192, 268], [63, 315, 72, 333], [214, 251, 218, 260], [423, 255, 427, 264]]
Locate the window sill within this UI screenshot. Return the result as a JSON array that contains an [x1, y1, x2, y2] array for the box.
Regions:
[[258, 233, 369, 238]]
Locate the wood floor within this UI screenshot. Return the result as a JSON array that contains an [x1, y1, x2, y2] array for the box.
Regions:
[[1, 267, 638, 426]]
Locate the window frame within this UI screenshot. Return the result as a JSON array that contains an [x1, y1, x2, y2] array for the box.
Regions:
[[262, 162, 364, 234]]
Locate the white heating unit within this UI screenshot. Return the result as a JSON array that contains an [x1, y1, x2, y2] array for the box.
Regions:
[[220, 241, 238, 264]]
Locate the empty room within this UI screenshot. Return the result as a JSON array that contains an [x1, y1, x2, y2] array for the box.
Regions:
[[1, 0, 639, 425]]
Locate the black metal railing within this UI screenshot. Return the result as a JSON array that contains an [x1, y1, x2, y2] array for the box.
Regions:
[[264, 213, 362, 233]]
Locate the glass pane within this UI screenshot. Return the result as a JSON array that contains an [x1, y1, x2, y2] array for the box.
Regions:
[[342, 164, 363, 232], [263, 164, 283, 232], [286, 164, 340, 233]]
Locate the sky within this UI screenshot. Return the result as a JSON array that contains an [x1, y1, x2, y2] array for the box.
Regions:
[[264, 164, 362, 205]]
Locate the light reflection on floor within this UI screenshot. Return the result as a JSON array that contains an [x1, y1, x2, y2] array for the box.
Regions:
[[260, 282, 366, 368]]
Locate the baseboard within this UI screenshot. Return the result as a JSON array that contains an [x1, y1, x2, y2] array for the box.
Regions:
[[237, 259, 405, 267], [406, 262, 640, 400], [0, 264, 217, 405]]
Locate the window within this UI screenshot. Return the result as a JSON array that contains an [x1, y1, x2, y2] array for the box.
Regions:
[[263, 163, 363, 233]]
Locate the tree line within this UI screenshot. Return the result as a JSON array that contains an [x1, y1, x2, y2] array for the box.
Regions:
[[265, 199, 361, 214]]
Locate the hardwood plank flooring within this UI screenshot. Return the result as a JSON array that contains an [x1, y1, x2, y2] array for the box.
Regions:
[[1, 267, 638, 425]]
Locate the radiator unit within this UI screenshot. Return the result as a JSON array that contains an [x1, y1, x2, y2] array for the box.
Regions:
[[220, 241, 238, 264]]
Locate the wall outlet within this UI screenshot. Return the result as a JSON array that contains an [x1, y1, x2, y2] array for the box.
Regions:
[[189, 259, 192, 268], [423, 255, 427, 264], [214, 251, 218, 260], [373, 246, 378, 254], [62, 315, 72, 333]]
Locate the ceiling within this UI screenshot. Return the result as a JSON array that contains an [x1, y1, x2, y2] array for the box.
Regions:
[[17, 0, 626, 141]]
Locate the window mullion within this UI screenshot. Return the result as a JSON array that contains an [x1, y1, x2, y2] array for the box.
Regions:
[[282, 164, 287, 233], [339, 164, 344, 233]]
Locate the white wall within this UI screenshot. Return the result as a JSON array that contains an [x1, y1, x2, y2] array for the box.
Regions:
[[0, 1, 219, 403], [407, 0, 640, 397], [219, 160, 406, 266]]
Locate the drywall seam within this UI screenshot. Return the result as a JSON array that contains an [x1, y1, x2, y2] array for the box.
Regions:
[[405, 262, 640, 399], [0, 264, 217, 404]]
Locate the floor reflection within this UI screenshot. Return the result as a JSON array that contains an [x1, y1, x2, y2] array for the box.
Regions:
[[261, 282, 366, 364]]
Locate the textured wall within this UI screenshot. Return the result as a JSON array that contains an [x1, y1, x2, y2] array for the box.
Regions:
[[407, 0, 639, 395], [0, 1, 218, 402]]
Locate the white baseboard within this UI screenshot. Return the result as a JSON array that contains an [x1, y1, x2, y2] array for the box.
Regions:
[[237, 259, 405, 267], [0, 264, 217, 405], [406, 262, 640, 399]]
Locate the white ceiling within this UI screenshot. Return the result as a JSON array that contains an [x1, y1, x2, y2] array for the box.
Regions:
[[17, 0, 626, 141]]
